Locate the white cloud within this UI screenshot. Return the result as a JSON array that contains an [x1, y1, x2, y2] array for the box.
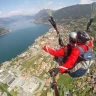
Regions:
[[0, 9, 38, 18], [80, 0, 94, 4], [22, 9, 38, 15], [7, 11, 22, 17], [11, 11, 21, 14]]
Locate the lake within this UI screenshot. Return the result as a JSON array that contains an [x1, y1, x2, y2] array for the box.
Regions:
[[0, 19, 51, 64]]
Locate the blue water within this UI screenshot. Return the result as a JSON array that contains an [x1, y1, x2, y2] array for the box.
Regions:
[[0, 19, 51, 64]]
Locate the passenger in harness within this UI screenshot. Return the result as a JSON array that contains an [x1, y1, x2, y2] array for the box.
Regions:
[[41, 31, 95, 77]]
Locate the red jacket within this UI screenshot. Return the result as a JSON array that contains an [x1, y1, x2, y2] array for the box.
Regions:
[[43, 41, 93, 73]]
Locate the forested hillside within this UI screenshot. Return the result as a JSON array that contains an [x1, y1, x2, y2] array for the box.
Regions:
[[33, 2, 96, 23], [53, 4, 92, 19]]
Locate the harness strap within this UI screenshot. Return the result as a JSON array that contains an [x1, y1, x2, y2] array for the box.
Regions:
[[76, 46, 85, 55]]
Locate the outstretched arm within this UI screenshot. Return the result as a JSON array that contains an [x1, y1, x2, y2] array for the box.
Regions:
[[41, 41, 65, 56], [43, 46, 65, 56]]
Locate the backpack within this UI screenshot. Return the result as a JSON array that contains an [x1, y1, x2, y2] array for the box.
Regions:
[[77, 46, 95, 60]]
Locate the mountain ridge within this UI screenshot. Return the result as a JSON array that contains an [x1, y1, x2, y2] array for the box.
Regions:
[[33, 2, 96, 23]]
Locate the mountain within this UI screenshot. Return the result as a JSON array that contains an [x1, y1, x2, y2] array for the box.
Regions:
[[33, 9, 55, 23], [8, 15, 33, 20], [33, 9, 54, 19], [53, 4, 92, 19], [34, 3, 96, 23], [0, 17, 16, 26], [0, 15, 33, 27]]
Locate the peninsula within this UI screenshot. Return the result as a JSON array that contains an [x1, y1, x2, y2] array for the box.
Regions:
[[0, 28, 12, 36]]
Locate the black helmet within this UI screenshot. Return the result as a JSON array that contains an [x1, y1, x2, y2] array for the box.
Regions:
[[77, 31, 90, 44], [69, 32, 77, 43]]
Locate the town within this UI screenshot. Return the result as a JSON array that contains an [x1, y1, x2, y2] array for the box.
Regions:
[[0, 26, 96, 96]]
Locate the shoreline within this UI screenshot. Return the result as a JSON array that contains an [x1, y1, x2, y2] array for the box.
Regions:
[[0, 29, 12, 37], [0, 26, 50, 65], [0, 24, 66, 65]]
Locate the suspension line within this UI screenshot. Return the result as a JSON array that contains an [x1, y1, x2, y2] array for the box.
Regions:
[[44, 0, 52, 16], [37, 0, 51, 16], [91, 2, 96, 18]]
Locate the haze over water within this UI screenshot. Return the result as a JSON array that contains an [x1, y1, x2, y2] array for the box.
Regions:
[[0, 19, 51, 64]]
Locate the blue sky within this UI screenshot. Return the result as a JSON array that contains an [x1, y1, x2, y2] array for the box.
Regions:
[[0, 0, 96, 17]]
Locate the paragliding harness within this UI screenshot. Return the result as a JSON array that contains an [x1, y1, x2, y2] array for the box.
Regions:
[[69, 45, 95, 77]]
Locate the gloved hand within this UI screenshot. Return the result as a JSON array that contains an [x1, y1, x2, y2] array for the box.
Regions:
[[48, 68, 59, 77]]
